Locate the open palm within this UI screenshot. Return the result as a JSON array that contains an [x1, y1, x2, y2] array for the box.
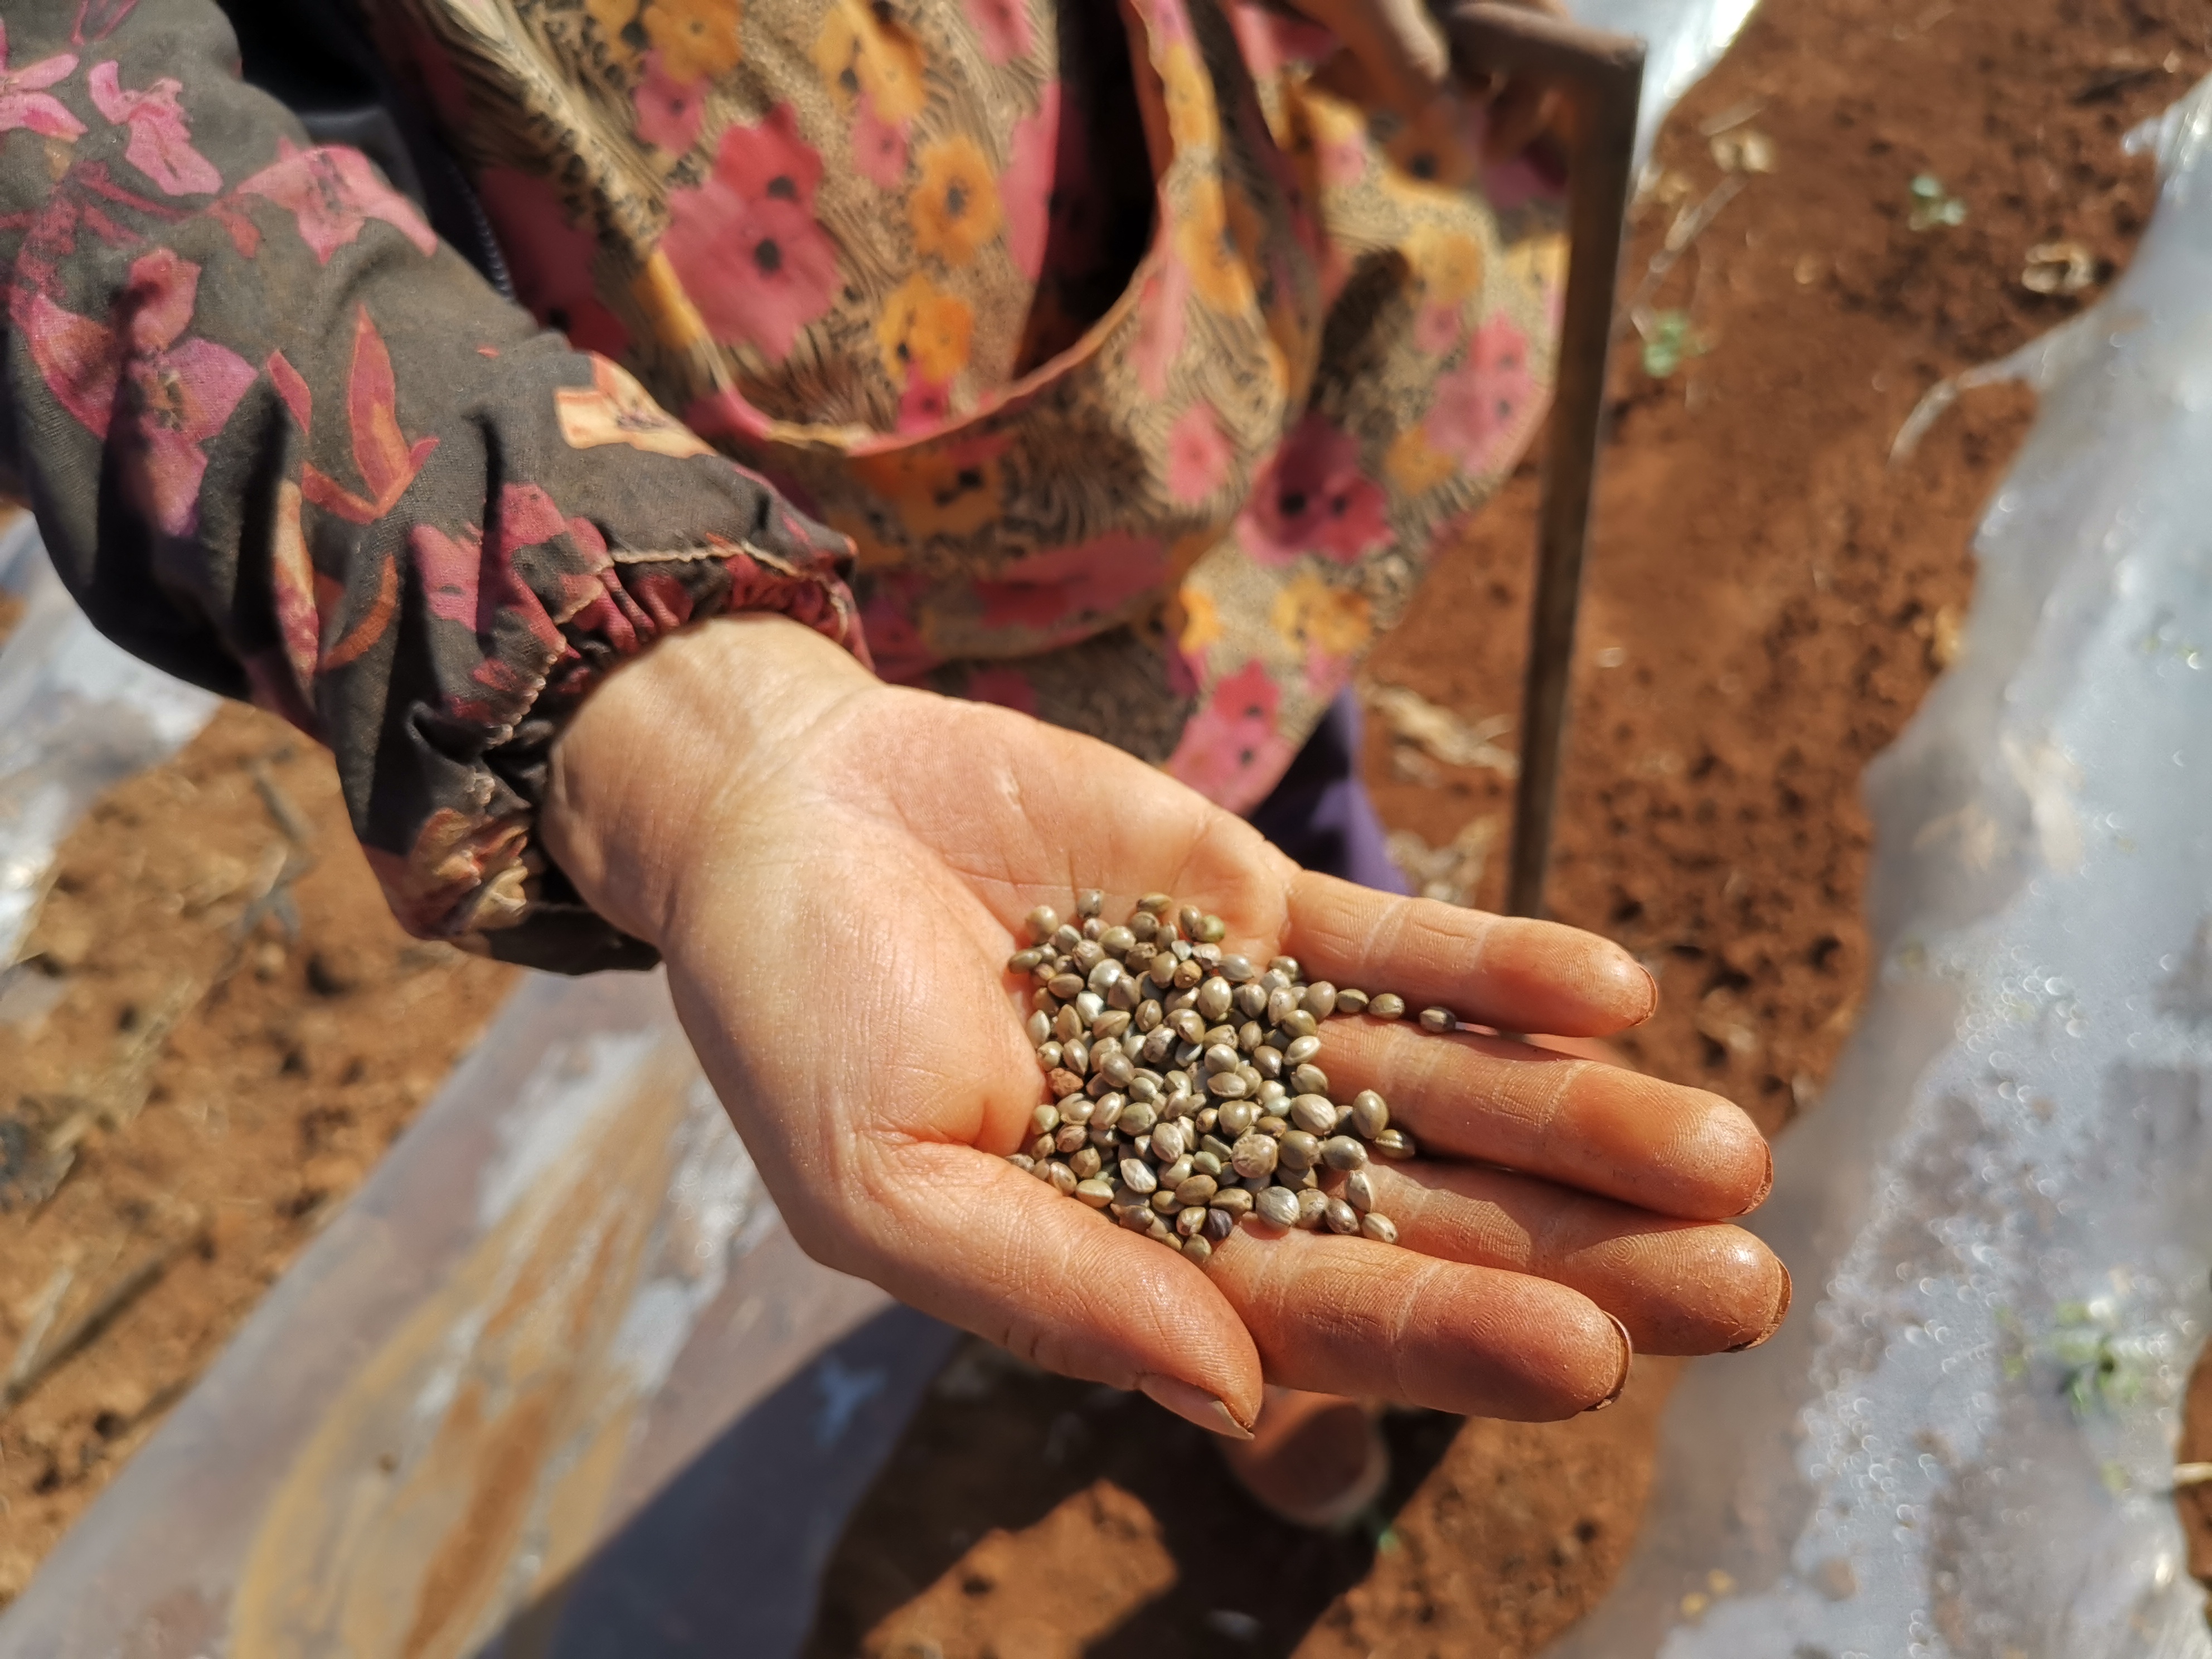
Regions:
[[546, 618, 1786, 1435]]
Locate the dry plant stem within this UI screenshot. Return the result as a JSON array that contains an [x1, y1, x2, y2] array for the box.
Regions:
[[0, 1227, 202, 1416], [542, 616, 1784, 1435]]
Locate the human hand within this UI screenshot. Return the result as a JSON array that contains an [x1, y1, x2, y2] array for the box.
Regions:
[[1289, 0, 1568, 158], [543, 616, 1786, 1438]]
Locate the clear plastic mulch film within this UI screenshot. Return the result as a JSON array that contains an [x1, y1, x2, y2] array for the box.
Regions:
[[0, 516, 216, 970], [1579, 0, 1763, 170], [0, 968, 952, 1658], [1548, 74, 2212, 1659], [0, 4, 1769, 1652]]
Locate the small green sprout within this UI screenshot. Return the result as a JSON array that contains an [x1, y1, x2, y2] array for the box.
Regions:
[[1994, 1305, 2029, 1382], [1641, 309, 1708, 379], [2050, 1299, 2145, 1418], [1908, 173, 1967, 231]]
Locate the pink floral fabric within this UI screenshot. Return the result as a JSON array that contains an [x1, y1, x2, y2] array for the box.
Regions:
[[366, 0, 1568, 813], [0, 0, 863, 971], [0, 0, 1564, 971]]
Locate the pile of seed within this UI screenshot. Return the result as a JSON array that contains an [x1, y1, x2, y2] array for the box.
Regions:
[[1006, 890, 1455, 1266]]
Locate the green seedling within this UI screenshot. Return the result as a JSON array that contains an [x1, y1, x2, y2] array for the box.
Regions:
[[1995, 1304, 2029, 1382], [1908, 173, 1967, 231], [1641, 309, 1707, 379], [2050, 1299, 2145, 1418]]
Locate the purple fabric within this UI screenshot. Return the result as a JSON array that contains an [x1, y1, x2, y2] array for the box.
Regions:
[[1245, 692, 1409, 895]]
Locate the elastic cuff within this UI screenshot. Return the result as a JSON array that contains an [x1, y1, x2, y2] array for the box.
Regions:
[[367, 527, 866, 974]]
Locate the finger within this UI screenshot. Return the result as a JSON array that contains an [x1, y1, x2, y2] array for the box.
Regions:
[[1284, 872, 1657, 1038], [1316, 1018, 1773, 1220], [837, 1140, 1267, 1437], [1482, 76, 1560, 161], [1205, 1221, 1631, 1417], [1291, 0, 1449, 119], [1357, 1161, 1791, 1354], [1447, 0, 1569, 109]]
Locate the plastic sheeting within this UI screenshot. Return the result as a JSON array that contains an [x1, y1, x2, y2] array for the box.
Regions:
[[0, 518, 216, 967], [0, 967, 955, 1657], [1547, 74, 2212, 1659], [1582, 0, 1763, 169]]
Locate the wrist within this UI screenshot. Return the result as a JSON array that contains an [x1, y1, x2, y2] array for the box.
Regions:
[[541, 613, 882, 949]]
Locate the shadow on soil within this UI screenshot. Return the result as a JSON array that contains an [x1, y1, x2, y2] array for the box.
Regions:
[[800, 1340, 1465, 1659]]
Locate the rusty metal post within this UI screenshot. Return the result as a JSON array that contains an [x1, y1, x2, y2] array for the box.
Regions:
[[1443, 4, 1644, 919]]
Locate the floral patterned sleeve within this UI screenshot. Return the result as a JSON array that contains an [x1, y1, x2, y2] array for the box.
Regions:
[[0, 0, 867, 972]]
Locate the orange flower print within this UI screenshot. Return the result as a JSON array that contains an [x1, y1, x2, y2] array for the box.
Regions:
[[877, 273, 973, 383], [910, 135, 1003, 266], [1408, 222, 1485, 305], [1175, 580, 1222, 660], [1270, 570, 1371, 657], [586, 0, 642, 66], [642, 0, 743, 83], [1158, 42, 1219, 152], [814, 0, 927, 124], [1173, 175, 1255, 314], [851, 434, 1008, 541], [1383, 423, 1457, 496], [1384, 94, 1482, 197], [1283, 82, 1366, 192]]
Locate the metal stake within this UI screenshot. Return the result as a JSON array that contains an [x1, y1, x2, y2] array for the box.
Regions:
[[1443, 4, 1644, 919]]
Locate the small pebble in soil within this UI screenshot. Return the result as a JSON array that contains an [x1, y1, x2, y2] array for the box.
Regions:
[[1006, 892, 1423, 1261]]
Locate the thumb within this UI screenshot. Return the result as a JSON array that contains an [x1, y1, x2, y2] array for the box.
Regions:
[[847, 1142, 1265, 1437]]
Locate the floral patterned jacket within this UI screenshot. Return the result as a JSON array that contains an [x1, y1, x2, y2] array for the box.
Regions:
[[0, 0, 1562, 972]]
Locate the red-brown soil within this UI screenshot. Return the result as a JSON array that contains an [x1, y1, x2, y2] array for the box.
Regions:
[[803, 1, 2202, 1654], [2, 0, 2206, 1643], [0, 707, 515, 1602]]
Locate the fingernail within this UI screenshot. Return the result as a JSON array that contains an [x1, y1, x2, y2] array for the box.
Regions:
[[1729, 1260, 1794, 1353], [1618, 954, 1660, 1023], [1139, 1374, 1254, 1439], [1738, 1138, 1776, 1216], [1584, 1314, 1633, 1413]]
